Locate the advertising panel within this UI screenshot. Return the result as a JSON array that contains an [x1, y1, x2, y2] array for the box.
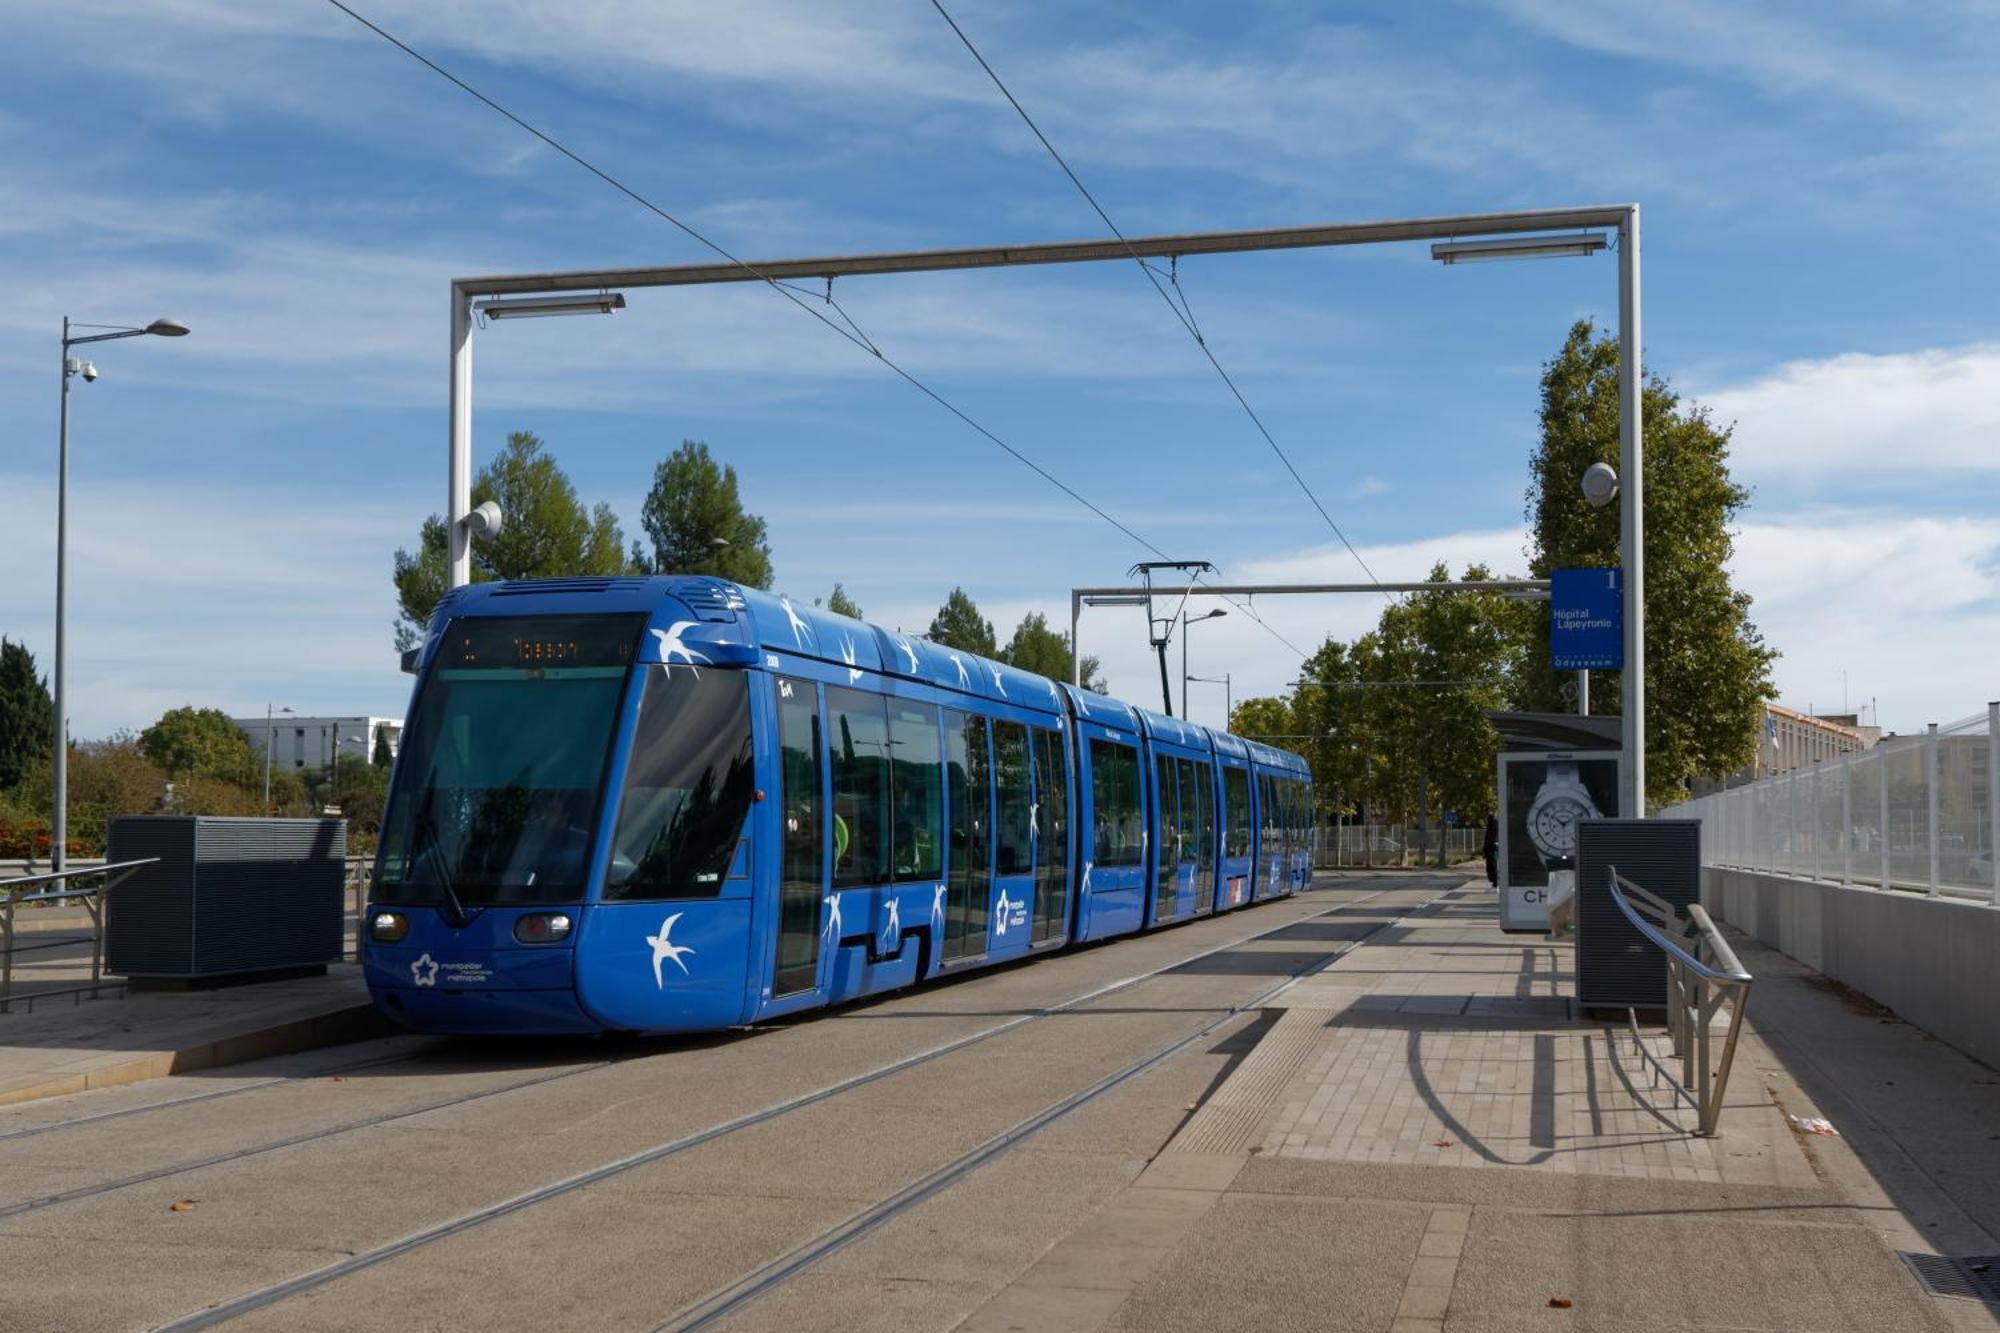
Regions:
[[1497, 749, 1622, 932]]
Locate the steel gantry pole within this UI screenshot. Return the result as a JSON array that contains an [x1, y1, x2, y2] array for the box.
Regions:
[[448, 284, 474, 589], [1618, 205, 1645, 818]]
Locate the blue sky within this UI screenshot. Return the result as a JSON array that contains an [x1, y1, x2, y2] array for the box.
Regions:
[[2, 0, 1996, 739]]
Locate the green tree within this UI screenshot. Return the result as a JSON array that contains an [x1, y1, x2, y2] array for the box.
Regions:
[[633, 441, 774, 588], [7, 735, 165, 855], [140, 706, 261, 785], [371, 724, 393, 769], [1229, 696, 1295, 742], [1525, 321, 1775, 805], [927, 588, 997, 657], [392, 431, 629, 650], [820, 584, 863, 619], [998, 612, 1105, 691], [0, 638, 53, 792]]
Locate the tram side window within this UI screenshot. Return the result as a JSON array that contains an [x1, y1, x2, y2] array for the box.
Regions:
[[828, 686, 890, 889], [944, 711, 992, 959], [1090, 740, 1143, 866], [1154, 754, 1178, 882], [888, 702, 943, 883], [604, 667, 756, 901], [1224, 766, 1251, 858], [994, 721, 1033, 876], [774, 680, 823, 994], [1175, 758, 1199, 864], [1192, 761, 1216, 868]]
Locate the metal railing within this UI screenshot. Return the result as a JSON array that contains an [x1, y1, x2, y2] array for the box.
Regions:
[[1607, 869, 1754, 1137], [344, 855, 373, 959], [1, 859, 158, 1012]]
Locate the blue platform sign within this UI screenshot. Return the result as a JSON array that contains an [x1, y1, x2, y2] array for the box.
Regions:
[[1550, 567, 1623, 670]]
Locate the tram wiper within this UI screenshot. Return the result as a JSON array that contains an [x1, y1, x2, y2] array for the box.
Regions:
[[412, 771, 471, 928]]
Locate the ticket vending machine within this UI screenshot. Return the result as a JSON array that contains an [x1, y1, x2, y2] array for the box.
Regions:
[[1496, 749, 1623, 933]]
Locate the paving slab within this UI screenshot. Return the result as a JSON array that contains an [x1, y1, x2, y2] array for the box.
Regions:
[[0, 964, 388, 1106], [958, 884, 1994, 1332]]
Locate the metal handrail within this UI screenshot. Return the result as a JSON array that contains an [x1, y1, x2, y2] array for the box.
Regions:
[[1, 858, 159, 1012], [1607, 867, 1754, 1136]]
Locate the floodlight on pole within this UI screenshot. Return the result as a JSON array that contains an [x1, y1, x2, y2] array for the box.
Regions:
[[474, 293, 627, 319], [1430, 233, 1608, 264]]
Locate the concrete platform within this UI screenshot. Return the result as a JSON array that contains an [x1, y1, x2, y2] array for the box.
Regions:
[[963, 886, 2000, 1332], [0, 963, 388, 1107]]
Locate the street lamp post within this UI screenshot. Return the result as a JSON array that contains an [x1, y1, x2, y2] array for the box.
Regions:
[[52, 316, 189, 871], [1180, 608, 1227, 717]]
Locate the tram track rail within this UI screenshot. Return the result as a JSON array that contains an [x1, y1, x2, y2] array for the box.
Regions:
[[0, 1048, 426, 1145], [0, 1056, 622, 1223], [150, 879, 1443, 1331]]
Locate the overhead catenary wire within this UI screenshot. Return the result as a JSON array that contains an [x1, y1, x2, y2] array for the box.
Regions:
[[323, 0, 1311, 666], [926, 0, 1386, 595]]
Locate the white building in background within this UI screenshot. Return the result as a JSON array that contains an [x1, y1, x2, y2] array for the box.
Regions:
[[230, 715, 403, 773]]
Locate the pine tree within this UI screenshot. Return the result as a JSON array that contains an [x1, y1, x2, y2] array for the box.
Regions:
[[0, 639, 53, 792]]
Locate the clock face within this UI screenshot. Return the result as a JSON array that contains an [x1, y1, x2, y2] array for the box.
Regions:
[[1531, 795, 1593, 855]]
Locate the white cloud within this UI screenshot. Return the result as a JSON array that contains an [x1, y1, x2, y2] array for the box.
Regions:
[[1702, 344, 2000, 477]]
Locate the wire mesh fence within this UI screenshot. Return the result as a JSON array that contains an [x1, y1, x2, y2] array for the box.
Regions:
[[1662, 704, 1999, 903], [1315, 824, 1482, 868]]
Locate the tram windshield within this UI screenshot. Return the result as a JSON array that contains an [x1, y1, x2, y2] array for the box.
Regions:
[[376, 615, 641, 908]]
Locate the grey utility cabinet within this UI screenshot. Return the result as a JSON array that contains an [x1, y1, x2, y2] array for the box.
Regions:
[[1574, 818, 1701, 1012], [105, 817, 346, 979]]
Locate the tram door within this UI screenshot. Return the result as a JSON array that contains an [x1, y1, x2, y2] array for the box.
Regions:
[[943, 711, 992, 962], [1029, 726, 1069, 944], [1151, 753, 1179, 925], [772, 678, 825, 997]]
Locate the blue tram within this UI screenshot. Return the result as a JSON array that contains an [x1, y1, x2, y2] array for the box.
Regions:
[[361, 576, 1315, 1035]]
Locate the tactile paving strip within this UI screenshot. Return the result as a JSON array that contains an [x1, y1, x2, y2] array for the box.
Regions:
[[1168, 1008, 1340, 1154]]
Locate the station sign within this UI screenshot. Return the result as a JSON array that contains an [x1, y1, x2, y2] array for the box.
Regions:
[[1550, 567, 1623, 671]]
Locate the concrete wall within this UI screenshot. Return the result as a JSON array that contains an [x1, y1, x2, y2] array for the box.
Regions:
[[1705, 866, 2000, 1070]]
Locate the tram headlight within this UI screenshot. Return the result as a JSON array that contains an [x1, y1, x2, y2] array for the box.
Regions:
[[514, 913, 573, 944], [369, 911, 410, 944]]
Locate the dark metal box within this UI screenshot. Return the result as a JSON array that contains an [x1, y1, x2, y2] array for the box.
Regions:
[[105, 817, 346, 978]]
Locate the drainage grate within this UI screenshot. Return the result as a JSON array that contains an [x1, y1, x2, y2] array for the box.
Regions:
[[1901, 1253, 2000, 1304]]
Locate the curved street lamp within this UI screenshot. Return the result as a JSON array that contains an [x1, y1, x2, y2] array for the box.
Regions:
[[53, 317, 191, 871]]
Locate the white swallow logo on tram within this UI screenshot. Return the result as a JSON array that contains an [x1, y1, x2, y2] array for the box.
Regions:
[[651, 622, 710, 675], [410, 953, 438, 987], [989, 664, 1006, 697], [1044, 677, 1061, 705], [881, 896, 902, 948], [823, 892, 843, 941], [895, 636, 920, 673], [949, 654, 970, 688], [840, 635, 863, 683], [646, 913, 696, 987], [780, 596, 814, 648], [930, 883, 947, 934]]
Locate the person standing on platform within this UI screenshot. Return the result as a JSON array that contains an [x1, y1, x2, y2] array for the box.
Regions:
[[1482, 813, 1499, 888]]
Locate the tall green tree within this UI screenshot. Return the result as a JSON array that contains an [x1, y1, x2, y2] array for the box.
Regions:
[[998, 612, 1104, 691], [392, 432, 628, 649], [1229, 696, 1295, 742], [633, 441, 774, 589], [371, 724, 394, 769], [140, 707, 261, 785], [820, 584, 863, 619], [1525, 321, 1775, 805], [927, 588, 997, 657], [0, 639, 53, 792]]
